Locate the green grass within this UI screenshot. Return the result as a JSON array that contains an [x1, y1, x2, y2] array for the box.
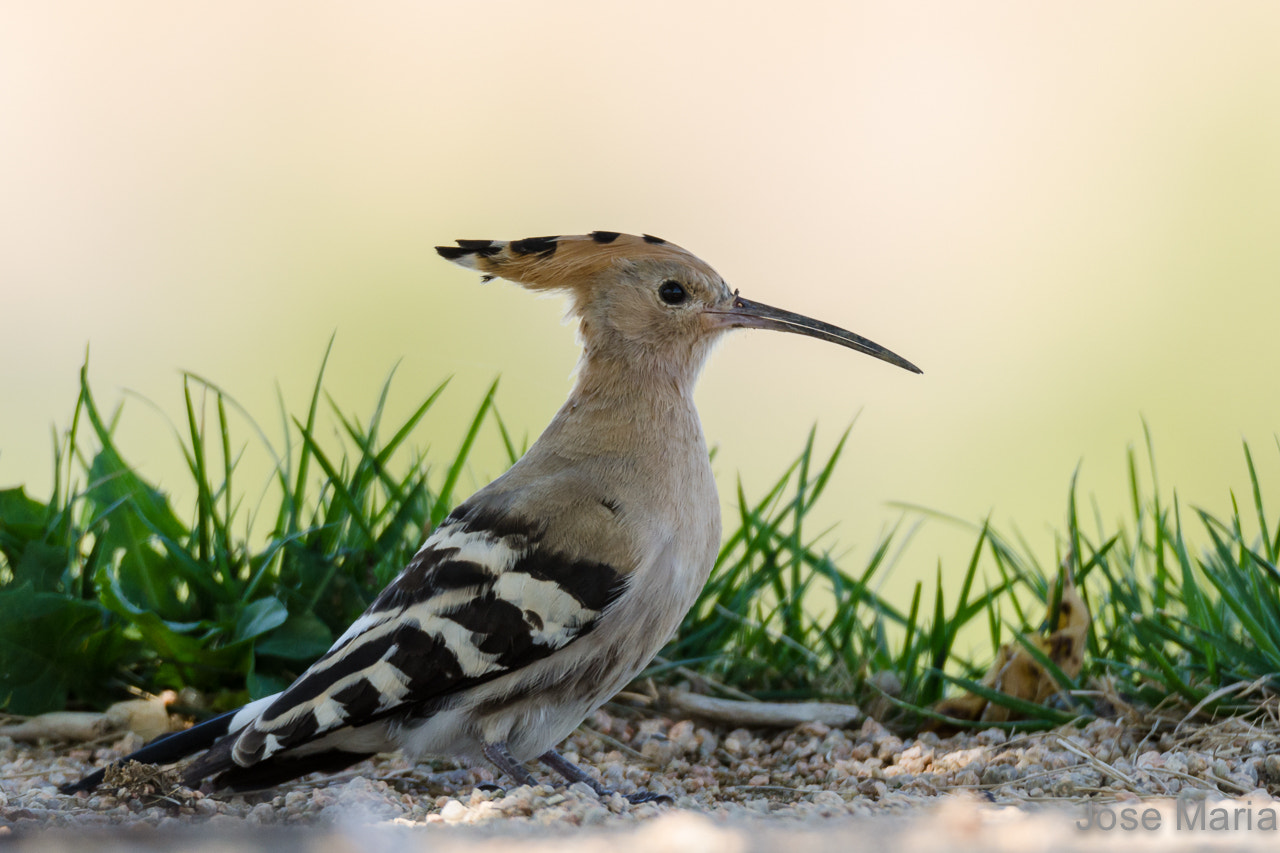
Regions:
[[2, 358, 1278, 733], [0, 346, 520, 714]]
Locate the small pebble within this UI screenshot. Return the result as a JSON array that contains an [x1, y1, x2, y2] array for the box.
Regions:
[[9, 705, 1278, 833], [438, 799, 468, 822], [811, 790, 844, 808]]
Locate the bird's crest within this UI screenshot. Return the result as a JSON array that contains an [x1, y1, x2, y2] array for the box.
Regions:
[[435, 232, 714, 292]]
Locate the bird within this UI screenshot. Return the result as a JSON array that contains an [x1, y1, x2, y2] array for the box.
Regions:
[[63, 231, 920, 803]]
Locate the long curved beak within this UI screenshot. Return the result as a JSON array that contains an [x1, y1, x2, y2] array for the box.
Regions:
[[705, 293, 922, 374]]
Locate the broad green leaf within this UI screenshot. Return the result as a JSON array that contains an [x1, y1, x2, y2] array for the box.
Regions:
[[233, 597, 289, 643], [255, 612, 333, 660]]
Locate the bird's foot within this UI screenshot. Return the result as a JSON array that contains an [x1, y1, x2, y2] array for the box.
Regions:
[[481, 744, 673, 806], [567, 779, 673, 805], [567, 778, 672, 805], [538, 748, 672, 806]]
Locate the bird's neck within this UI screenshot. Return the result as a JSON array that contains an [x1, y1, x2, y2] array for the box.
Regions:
[[537, 349, 709, 464], [575, 347, 700, 405]]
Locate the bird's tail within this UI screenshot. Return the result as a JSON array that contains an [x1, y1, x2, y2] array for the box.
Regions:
[[61, 693, 380, 794], [59, 708, 240, 794], [179, 732, 376, 792]]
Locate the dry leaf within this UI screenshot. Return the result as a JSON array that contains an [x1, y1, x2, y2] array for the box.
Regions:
[[932, 565, 1090, 729]]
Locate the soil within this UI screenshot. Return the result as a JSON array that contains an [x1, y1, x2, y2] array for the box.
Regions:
[[3, 699, 1279, 851]]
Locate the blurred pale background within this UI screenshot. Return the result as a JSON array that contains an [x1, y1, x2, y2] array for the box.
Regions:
[[3, 2, 1279, 602]]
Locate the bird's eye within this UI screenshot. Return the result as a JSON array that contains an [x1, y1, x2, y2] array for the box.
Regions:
[[658, 280, 688, 305]]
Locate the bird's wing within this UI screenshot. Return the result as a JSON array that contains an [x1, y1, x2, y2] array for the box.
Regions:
[[222, 498, 630, 770]]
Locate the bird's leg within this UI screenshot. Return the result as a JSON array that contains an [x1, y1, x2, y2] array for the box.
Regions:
[[482, 741, 539, 789], [538, 749, 608, 794], [539, 749, 672, 805]]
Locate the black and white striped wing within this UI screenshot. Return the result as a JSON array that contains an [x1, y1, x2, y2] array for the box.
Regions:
[[226, 508, 627, 768]]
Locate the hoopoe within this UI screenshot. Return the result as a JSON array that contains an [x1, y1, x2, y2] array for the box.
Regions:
[[64, 231, 920, 803]]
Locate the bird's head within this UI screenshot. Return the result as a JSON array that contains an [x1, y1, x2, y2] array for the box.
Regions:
[[436, 231, 922, 376]]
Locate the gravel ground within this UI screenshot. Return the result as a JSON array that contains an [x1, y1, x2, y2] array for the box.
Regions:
[[4, 701, 1280, 850]]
